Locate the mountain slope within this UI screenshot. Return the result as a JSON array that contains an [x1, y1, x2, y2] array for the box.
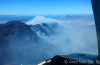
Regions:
[[0, 20, 42, 65], [0, 20, 62, 65]]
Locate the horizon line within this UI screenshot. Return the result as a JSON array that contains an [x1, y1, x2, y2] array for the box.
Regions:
[[0, 14, 93, 16]]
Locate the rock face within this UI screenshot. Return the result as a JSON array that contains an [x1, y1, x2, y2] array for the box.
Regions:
[[0, 20, 41, 65]]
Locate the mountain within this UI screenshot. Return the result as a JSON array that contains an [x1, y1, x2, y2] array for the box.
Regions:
[[0, 20, 61, 65], [0, 20, 42, 65], [0, 20, 40, 44]]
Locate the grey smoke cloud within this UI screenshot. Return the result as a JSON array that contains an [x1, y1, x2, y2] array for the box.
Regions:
[[26, 15, 98, 55]]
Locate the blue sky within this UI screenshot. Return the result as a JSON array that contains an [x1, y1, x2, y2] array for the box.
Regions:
[[0, 0, 93, 15]]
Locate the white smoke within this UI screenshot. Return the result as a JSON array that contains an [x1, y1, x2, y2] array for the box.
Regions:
[[26, 15, 98, 55], [26, 16, 59, 25]]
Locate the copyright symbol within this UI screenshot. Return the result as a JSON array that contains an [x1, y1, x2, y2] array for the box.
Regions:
[[64, 60, 68, 64]]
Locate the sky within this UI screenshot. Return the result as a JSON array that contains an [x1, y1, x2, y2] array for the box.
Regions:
[[0, 0, 93, 15]]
